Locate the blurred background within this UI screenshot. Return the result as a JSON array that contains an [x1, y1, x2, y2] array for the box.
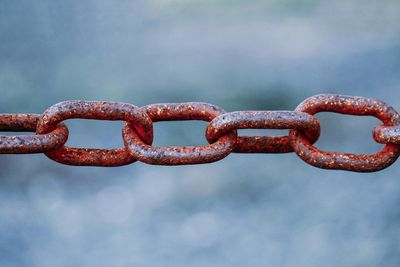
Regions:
[[1, 0, 400, 266]]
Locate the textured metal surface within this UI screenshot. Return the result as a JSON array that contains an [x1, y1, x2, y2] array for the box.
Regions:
[[206, 111, 320, 153], [0, 114, 68, 154], [123, 103, 237, 165], [0, 94, 399, 172], [373, 125, 400, 145], [289, 94, 400, 172], [36, 101, 153, 166]]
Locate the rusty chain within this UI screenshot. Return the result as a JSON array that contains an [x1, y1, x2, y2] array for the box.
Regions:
[[1, 94, 400, 172]]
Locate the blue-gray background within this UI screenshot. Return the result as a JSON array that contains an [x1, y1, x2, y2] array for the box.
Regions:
[[1, 1, 400, 266]]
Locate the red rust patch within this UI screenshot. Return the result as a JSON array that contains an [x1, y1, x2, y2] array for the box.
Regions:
[[373, 125, 400, 145]]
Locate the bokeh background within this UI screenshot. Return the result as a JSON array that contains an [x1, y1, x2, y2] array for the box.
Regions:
[[1, 0, 400, 266]]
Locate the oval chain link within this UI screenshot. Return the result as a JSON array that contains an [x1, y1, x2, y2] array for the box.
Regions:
[[206, 111, 320, 153], [289, 94, 400, 172], [36, 101, 153, 166], [0, 114, 68, 154], [123, 103, 237, 165]]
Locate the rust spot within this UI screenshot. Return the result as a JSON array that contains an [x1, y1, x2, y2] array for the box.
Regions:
[[373, 125, 400, 145]]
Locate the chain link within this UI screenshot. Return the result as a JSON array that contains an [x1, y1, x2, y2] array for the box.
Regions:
[[122, 103, 236, 165], [289, 94, 400, 172], [0, 114, 68, 154], [0, 94, 399, 172], [206, 111, 320, 153], [36, 101, 153, 166]]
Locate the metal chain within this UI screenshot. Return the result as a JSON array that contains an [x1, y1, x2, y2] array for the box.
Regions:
[[1, 94, 399, 172]]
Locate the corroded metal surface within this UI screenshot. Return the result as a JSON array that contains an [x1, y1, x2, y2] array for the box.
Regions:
[[206, 111, 320, 153], [373, 125, 400, 145], [289, 94, 400, 172], [0, 94, 399, 172], [122, 103, 237, 165], [0, 114, 68, 154], [36, 101, 153, 166]]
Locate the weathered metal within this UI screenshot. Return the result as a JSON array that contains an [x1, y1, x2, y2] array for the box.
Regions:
[[289, 94, 400, 172], [36, 101, 153, 166], [206, 111, 320, 153], [0, 94, 399, 172], [373, 125, 400, 145], [0, 114, 68, 154], [122, 103, 237, 165]]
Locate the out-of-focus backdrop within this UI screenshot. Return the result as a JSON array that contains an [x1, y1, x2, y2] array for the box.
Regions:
[[1, 1, 400, 266]]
